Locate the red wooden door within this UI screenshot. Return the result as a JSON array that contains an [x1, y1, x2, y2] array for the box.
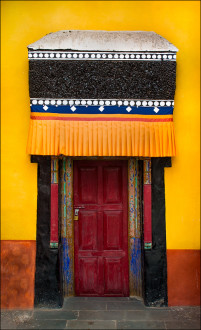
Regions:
[[74, 160, 129, 296]]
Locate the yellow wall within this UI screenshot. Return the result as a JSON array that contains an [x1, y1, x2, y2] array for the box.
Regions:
[[1, 1, 200, 248]]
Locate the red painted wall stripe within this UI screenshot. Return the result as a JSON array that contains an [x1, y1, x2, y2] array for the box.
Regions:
[[143, 184, 152, 244], [31, 115, 173, 122], [1, 240, 36, 309], [167, 249, 200, 306], [50, 184, 58, 244]]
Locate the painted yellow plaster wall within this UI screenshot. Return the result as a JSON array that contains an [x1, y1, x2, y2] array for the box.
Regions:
[[1, 1, 200, 248]]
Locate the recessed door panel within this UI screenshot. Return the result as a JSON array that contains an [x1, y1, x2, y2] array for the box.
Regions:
[[79, 258, 99, 295], [103, 211, 123, 250], [74, 160, 128, 296], [79, 167, 98, 204], [79, 211, 98, 250], [103, 167, 122, 204], [104, 258, 123, 294]]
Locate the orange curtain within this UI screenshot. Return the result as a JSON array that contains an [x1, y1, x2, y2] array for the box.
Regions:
[[27, 118, 176, 157]]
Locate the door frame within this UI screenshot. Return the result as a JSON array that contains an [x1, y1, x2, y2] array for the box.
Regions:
[[59, 157, 144, 299], [32, 155, 170, 307]]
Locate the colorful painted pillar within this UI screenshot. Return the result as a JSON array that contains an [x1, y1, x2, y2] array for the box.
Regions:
[[50, 157, 59, 248], [128, 158, 142, 297], [143, 158, 152, 249], [61, 157, 74, 296]]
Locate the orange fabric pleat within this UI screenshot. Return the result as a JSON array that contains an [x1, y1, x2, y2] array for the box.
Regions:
[[27, 119, 176, 157]]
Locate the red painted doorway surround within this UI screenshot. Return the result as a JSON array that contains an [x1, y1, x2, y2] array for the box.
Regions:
[[74, 160, 129, 296]]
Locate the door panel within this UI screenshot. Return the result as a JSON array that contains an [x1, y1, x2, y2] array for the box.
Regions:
[[79, 258, 99, 294], [74, 160, 128, 296], [103, 166, 122, 204], [104, 258, 123, 294], [103, 211, 123, 250], [79, 167, 98, 204], [79, 211, 98, 250]]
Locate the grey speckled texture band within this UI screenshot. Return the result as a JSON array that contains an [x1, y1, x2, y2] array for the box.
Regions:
[[29, 60, 176, 99]]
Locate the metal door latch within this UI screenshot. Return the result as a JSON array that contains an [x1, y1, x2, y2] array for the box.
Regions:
[[74, 208, 79, 221], [73, 206, 85, 221]]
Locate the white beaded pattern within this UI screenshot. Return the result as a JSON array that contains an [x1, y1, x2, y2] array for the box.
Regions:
[[28, 51, 177, 61], [31, 99, 175, 107]]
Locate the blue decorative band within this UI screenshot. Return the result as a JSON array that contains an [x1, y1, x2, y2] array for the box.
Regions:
[[31, 104, 173, 115]]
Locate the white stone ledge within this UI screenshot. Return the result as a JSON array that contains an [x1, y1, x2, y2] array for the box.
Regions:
[[28, 30, 178, 52]]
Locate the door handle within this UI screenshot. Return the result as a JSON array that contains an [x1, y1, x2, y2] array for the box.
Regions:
[[74, 208, 79, 221], [74, 207, 85, 221], [74, 206, 85, 221]]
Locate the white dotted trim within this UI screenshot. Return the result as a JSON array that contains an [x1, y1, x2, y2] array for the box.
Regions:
[[28, 51, 177, 61], [31, 99, 174, 107]]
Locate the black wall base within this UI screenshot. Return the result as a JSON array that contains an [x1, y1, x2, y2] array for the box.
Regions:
[[31, 156, 62, 308], [144, 157, 171, 307]]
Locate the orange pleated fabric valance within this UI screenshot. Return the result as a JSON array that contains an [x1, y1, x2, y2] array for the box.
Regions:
[[27, 107, 176, 157]]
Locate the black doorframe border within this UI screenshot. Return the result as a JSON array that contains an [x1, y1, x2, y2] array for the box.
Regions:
[[31, 155, 171, 307], [144, 157, 171, 307], [31, 156, 62, 308]]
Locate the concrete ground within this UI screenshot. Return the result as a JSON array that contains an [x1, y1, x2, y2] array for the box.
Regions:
[[1, 297, 200, 329]]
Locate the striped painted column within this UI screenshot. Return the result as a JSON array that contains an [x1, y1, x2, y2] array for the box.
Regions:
[[61, 157, 74, 296], [50, 157, 59, 248], [143, 158, 152, 250], [128, 158, 142, 297]]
